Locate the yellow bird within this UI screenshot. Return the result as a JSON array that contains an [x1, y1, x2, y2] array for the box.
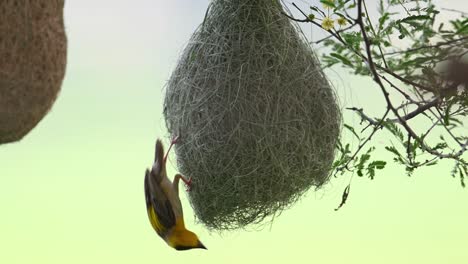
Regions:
[[144, 138, 206, 250]]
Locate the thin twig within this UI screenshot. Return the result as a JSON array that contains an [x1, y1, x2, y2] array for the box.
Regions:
[[346, 107, 379, 125], [441, 8, 468, 16], [434, 107, 465, 147], [363, 0, 389, 68], [397, 0, 411, 16], [384, 36, 468, 56], [347, 96, 439, 124], [391, 98, 440, 123], [313, 23, 358, 44], [338, 108, 390, 171], [379, 74, 418, 103]]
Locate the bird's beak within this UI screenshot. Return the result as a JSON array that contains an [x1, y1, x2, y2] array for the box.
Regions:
[[198, 241, 207, 250]]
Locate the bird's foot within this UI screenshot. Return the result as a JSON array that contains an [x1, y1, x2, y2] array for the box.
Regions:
[[183, 177, 192, 192], [163, 134, 180, 163]]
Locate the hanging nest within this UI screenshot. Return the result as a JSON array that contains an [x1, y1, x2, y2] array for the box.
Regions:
[[0, 0, 67, 144], [164, 0, 341, 230]]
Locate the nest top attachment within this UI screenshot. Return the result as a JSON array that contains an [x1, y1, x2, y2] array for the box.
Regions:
[[164, 0, 341, 230]]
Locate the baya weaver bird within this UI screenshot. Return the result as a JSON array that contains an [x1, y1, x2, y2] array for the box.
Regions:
[[144, 137, 206, 250]]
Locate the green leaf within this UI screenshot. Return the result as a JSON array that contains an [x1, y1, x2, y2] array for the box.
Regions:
[[378, 0, 384, 14], [378, 12, 390, 30], [341, 32, 363, 49], [449, 117, 463, 126], [385, 146, 400, 156], [357, 153, 371, 170], [320, 0, 336, 9], [452, 18, 468, 34], [432, 142, 448, 151], [330, 52, 353, 67], [367, 167, 375, 179], [455, 24, 468, 34], [438, 22, 445, 32], [459, 168, 465, 188], [344, 124, 361, 140], [406, 166, 415, 177], [385, 146, 405, 164], [310, 6, 320, 12], [335, 184, 351, 211], [357, 169, 363, 177], [366, 160, 387, 179], [369, 160, 387, 169], [382, 121, 405, 142], [400, 15, 431, 24], [396, 22, 411, 38]]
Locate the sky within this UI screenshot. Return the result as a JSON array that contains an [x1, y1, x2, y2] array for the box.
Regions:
[[0, 1, 467, 263]]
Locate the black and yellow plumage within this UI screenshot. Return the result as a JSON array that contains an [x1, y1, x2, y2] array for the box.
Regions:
[[144, 139, 206, 251]]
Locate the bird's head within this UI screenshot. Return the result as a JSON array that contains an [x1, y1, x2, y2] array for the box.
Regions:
[[168, 229, 207, 251]]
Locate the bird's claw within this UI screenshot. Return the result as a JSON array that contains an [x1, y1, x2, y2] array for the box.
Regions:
[[170, 135, 180, 145], [185, 177, 192, 192]]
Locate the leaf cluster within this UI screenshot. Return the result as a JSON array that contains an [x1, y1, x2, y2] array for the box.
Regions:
[[286, 0, 468, 205]]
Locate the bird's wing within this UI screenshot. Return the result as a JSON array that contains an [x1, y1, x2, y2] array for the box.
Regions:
[[144, 170, 176, 236]]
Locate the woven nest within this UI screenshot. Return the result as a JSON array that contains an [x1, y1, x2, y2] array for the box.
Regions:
[[0, 0, 67, 144], [164, 0, 341, 230]]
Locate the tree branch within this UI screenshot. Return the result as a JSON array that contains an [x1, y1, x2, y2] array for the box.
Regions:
[[355, 0, 464, 160], [384, 36, 468, 56], [285, 0, 467, 169], [347, 98, 440, 125]]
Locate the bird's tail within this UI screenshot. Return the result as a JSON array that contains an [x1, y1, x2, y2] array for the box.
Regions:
[[149, 139, 165, 183], [155, 139, 165, 164]]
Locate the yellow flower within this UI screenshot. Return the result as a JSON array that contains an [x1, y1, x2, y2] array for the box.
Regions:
[[321, 17, 335, 30], [337, 17, 347, 26], [322, 0, 335, 9]]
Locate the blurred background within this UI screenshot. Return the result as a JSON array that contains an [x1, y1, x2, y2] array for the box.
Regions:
[[0, 0, 467, 263]]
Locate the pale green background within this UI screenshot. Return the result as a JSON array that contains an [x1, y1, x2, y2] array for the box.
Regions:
[[0, 1, 467, 263]]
